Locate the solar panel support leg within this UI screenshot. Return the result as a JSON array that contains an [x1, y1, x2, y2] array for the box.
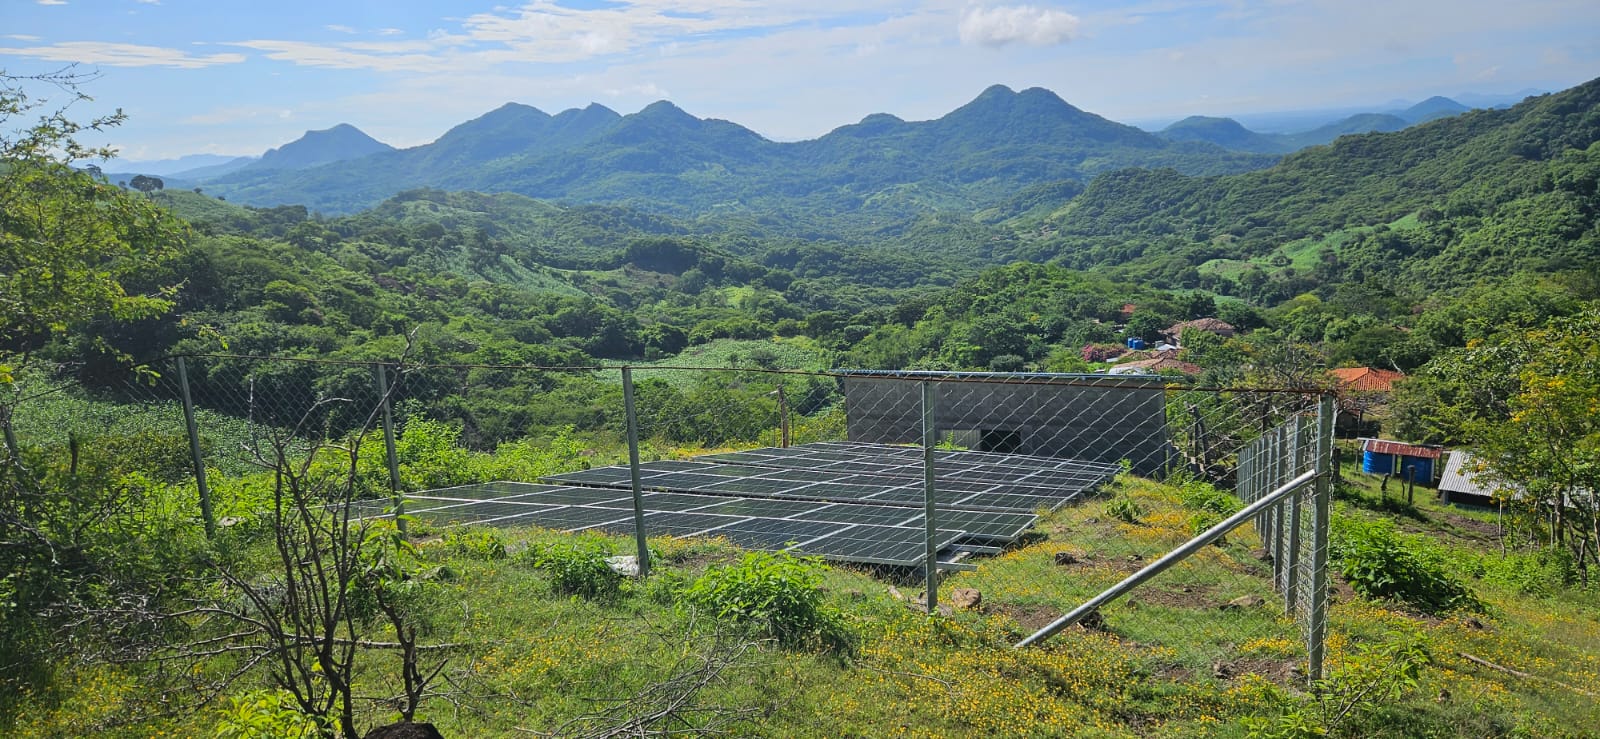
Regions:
[[921, 380, 938, 615], [373, 363, 405, 535], [623, 367, 651, 577]]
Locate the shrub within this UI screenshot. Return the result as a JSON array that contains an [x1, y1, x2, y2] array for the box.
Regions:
[[1179, 480, 1241, 534], [1178, 480, 1241, 516], [525, 537, 625, 600], [1104, 494, 1143, 523], [212, 689, 320, 739], [678, 551, 853, 654], [442, 529, 508, 561], [1477, 547, 1578, 596], [1331, 518, 1479, 614]]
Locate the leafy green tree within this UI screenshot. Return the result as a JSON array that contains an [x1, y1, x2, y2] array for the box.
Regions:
[[1395, 308, 1600, 582], [0, 68, 193, 711], [1, 73, 188, 368], [129, 173, 164, 193]]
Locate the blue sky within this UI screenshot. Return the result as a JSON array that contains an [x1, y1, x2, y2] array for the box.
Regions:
[[3, 0, 1597, 161]]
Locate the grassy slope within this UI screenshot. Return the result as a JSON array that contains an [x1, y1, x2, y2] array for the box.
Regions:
[[15, 461, 1596, 737], [1198, 212, 1428, 278]]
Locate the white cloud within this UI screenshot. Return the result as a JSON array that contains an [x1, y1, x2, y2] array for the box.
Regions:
[[0, 41, 245, 68], [228, 39, 442, 72], [958, 5, 1080, 47], [377, 28, 404, 36], [134, 0, 161, 5], [37, 0, 67, 5], [4, 34, 43, 41], [326, 24, 357, 34]]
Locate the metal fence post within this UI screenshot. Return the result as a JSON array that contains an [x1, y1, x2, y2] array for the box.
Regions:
[[1270, 425, 1284, 589], [1284, 418, 1305, 613], [176, 357, 216, 539], [622, 367, 651, 577], [921, 380, 938, 615], [373, 363, 405, 534], [1308, 394, 1335, 685]]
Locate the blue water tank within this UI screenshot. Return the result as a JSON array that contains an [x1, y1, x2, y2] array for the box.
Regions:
[[1362, 450, 1391, 475], [1125, 337, 1146, 350]]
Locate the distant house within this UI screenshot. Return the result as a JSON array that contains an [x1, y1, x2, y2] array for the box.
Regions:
[[1329, 367, 1406, 436], [1438, 451, 1502, 507], [1360, 439, 1443, 485], [1107, 357, 1203, 376], [1329, 367, 1405, 393], [1164, 318, 1236, 345]]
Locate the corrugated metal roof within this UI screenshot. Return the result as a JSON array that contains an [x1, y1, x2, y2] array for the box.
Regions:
[[1439, 451, 1500, 496], [1440, 451, 1593, 507], [1362, 439, 1443, 459]]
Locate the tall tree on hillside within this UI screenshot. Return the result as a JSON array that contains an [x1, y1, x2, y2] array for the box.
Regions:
[[1395, 308, 1600, 582], [0, 69, 188, 365], [0, 67, 190, 693]]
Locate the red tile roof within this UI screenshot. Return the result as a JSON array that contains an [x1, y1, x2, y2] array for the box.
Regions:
[[1362, 439, 1443, 459], [1329, 367, 1406, 392]]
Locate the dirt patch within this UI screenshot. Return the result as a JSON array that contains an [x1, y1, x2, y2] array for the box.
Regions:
[[1438, 511, 1502, 543], [1216, 657, 1302, 685], [988, 602, 1062, 633]]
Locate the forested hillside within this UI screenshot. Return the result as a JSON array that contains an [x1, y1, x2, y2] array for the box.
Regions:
[[1022, 77, 1600, 295]]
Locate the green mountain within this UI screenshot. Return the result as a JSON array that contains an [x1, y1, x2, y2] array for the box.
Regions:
[[1023, 78, 1600, 292], [1160, 112, 1411, 154], [1401, 96, 1471, 123], [1159, 116, 1289, 153], [246, 123, 394, 171], [200, 85, 1276, 225]]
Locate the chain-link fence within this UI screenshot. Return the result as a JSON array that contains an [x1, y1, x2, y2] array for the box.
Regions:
[[2, 355, 1336, 688]]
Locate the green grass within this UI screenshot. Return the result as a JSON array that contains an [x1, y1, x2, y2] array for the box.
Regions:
[[1200, 211, 1433, 279]]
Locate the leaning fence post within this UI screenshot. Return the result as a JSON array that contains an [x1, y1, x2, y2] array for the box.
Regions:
[[1308, 394, 1335, 685], [622, 367, 651, 577], [373, 363, 405, 535], [177, 357, 216, 539], [921, 380, 938, 615]]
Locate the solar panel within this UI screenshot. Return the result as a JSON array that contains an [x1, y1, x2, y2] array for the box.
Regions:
[[548, 467, 637, 486], [382, 441, 1117, 568], [496, 487, 633, 506], [408, 501, 566, 526], [706, 518, 841, 550], [589, 493, 731, 512], [790, 503, 918, 527], [910, 510, 1037, 542], [792, 524, 965, 567], [697, 442, 1120, 492], [635, 511, 749, 538], [690, 498, 828, 518]]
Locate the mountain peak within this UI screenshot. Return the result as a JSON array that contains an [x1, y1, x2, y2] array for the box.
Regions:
[[638, 100, 693, 118], [252, 124, 392, 171], [427, 100, 613, 164], [1402, 96, 1470, 123], [488, 102, 551, 118]]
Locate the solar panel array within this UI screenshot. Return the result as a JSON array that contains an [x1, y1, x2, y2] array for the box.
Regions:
[[358, 442, 1120, 568]]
